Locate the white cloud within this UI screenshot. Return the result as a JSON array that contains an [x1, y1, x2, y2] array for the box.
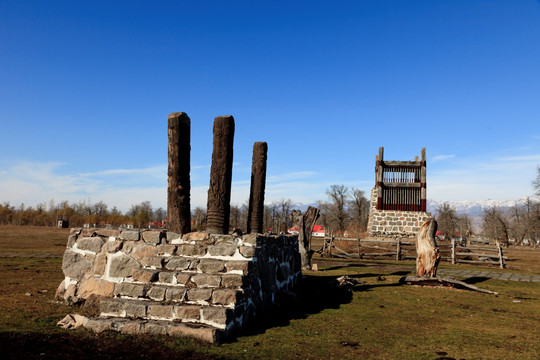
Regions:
[[431, 154, 455, 163], [267, 171, 318, 182], [0, 161, 168, 211], [79, 166, 166, 178], [495, 154, 540, 162], [428, 151, 540, 201], [2, 148, 538, 213]]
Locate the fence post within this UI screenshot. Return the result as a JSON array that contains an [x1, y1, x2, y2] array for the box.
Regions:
[[496, 240, 505, 269], [357, 233, 361, 259], [451, 238, 456, 265], [330, 233, 335, 258], [396, 238, 401, 261]]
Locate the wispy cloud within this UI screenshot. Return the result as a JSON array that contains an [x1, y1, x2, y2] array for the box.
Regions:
[[1, 147, 538, 212], [79, 166, 166, 178], [428, 151, 540, 201], [431, 154, 456, 163], [495, 154, 540, 162], [0, 161, 168, 211], [267, 171, 318, 182]]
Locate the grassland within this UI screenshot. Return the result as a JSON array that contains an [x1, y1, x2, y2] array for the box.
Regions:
[[0, 225, 539, 359]]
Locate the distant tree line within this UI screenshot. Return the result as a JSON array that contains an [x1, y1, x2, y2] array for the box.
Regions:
[[482, 198, 540, 247], [0, 199, 166, 228], [192, 185, 370, 237], [6, 168, 537, 243], [435, 198, 540, 247], [478, 167, 540, 246], [0, 185, 371, 236]]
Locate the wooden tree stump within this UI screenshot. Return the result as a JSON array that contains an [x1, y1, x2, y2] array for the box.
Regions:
[[401, 217, 498, 295], [291, 206, 320, 270], [416, 217, 441, 277]]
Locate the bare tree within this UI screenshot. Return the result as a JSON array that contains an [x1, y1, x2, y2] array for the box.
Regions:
[[275, 199, 293, 233], [229, 202, 250, 233], [154, 207, 166, 224], [533, 166, 540, 196], [263, 205, 273, 233], [349, 188, 370, 234], [436, 203, 459, 240], [317, 200, 331, 234], [482, 206, 509, 247], [509, 204, 526, 245], [93, 201, 108, 216], [507, 197, 540, 247], [237, 201, 249, 232], [0, 202, 15, 225], [129, 201, 153, 229], [456, 213, 473, 239], [325, 185, 350, 235], [263, 199, 294, 233], [192, 207, 207, 231], [290, 206, 320, 270]]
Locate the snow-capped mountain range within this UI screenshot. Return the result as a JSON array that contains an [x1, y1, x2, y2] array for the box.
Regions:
[[426, 197, 540, 216]]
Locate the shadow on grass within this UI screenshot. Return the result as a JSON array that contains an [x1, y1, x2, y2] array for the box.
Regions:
[[317, 263, 370, 272], [356, 282, 403, 292], [462, 276, 490, 284], [231, 269, 411, 342], [390, 270, 412, 276], [230, 273, 355, 341], [0, 331, 224, 360]]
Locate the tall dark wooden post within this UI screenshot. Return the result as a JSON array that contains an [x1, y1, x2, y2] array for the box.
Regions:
[[167, 112, 191, 234], [247, 142, 268, 234], [420, 147, 427, 212], [206, 115, 235, 234], [375, 147, 384, 210]]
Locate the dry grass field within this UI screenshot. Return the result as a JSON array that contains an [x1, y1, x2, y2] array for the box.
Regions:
[[1, 225, 539, 359]]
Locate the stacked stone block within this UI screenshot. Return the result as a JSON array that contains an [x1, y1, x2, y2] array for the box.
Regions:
[[367, 188, 431, 238], [57, 228, 301, 342]]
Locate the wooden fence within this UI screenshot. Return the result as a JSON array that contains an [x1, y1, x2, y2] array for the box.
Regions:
[[319, 236, 506, 268]]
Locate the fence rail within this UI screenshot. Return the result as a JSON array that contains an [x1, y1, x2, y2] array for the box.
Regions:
[[318, 236, 505, 268]]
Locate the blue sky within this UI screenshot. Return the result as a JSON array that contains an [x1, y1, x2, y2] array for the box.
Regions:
[[1, 0, 539, 211]]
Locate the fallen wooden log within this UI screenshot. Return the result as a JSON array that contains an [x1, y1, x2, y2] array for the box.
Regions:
[[332, 245, 354, 256], [357, 245, 393, 250], [465, 246, 500, 252], [455, 252, 503, 258], [457, 259, 500, 265], [331, 253, 353, 259], [399, 276, 498, 295], [360, 252, 395, 256]]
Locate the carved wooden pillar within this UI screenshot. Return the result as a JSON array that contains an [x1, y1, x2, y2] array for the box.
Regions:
[[167, 112, 191, 234], [420, 147, 427, 212], [206, 115, 235, 234], [376, 147, 384, 210], [247, 142, 268, 234]]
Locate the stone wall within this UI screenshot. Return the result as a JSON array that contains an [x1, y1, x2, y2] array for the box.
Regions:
[[367, 188, 431, 238], [56, 228, 301, 342]]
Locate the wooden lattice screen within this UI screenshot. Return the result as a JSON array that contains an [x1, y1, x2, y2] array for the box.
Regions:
[[375, 147, 426, 212]]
